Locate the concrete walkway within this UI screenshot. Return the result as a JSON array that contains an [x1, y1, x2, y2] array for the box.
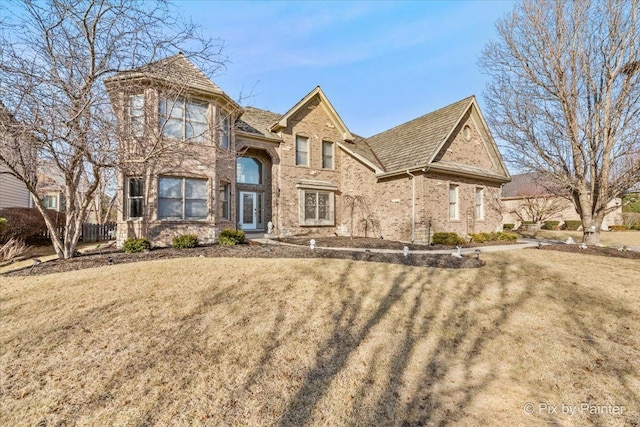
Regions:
[[250, 238, 546, 255]]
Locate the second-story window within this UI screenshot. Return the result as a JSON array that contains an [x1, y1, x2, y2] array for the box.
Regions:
[[129, 94, 144, 137], [296, 135, 309, 166], [322, 141, 334, 169], [159, 98, 209, 142], [219, 113, 230, 148]]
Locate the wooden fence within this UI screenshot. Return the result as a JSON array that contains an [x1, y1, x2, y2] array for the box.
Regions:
[[42, 222, 116, 243]]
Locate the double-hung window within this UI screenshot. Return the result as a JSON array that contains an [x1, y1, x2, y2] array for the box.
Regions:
[[129, 95, 145, 137], [449, 184, 459, 220], [159, 98, 209, 142], [322, 141, 334, 169], [296, 135, 309, 166], [475, 188, 484, 220], [127, 177, 143, 219], [158, 177, 208, 220]]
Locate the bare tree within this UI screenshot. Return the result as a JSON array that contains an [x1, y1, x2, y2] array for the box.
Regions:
[[480, 0, 640, 243], [0, 0, 225, 258], [510, 194, 568, 224]]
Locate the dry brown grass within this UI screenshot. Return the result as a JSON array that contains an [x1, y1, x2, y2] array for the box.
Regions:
[[1, 252, 638, 426]]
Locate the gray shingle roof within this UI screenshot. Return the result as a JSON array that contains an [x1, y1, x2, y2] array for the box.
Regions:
[[367, 96, 473, 173], [501, 172, 559, 198], [342, 134, 385, 171], [236, 107, 281, 140]]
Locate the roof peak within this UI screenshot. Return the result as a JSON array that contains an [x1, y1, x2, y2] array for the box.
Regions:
[[369, 95, 475, 139]]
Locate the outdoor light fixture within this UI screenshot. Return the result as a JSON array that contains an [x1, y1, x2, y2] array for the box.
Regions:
[[310, 239, 316, 250], [403, 246, 409, 257], [474, 249, 481, 259]]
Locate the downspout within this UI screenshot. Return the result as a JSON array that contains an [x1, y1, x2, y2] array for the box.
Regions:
[[406, 170, 415, 242]]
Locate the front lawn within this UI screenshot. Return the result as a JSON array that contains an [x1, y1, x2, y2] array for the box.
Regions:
[[1, 252, 638, 425]]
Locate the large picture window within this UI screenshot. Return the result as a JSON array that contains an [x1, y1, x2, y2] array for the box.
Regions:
[[296, 135, 309, 166], [158, 177, 208, 220], [299, 190, 334, 226], [127, 177, 143, 219], [159, 98, 209, 142]]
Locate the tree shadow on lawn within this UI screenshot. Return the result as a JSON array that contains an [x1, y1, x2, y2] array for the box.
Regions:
[[3, 256, 638, 426]]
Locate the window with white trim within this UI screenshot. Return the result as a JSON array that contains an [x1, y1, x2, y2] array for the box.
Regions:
[[300, 190, 334, 226], [296, 135, 309, 166], [129, 94, 144, 137], [159, 98, 209, 142], [127, 177, 143, 219], [42, 194, 57, 210], [449, 184, 459, 220], [158, 177, 208, 220], [322, 141, 334, 169], [219, 182, 230, 220], [475, 187, 484, 220]]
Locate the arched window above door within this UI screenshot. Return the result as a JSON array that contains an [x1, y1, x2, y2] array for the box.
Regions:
[[237, 157, 262, 184]]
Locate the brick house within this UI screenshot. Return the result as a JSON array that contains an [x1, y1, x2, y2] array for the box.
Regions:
[[106, 54, 511, 246], [501, 173, 622, 230]]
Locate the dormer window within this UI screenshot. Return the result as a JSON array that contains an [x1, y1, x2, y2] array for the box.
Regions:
[[159, 98, 209, 142]]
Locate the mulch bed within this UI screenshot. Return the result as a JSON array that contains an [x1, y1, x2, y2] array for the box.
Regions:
[[534, 243, 640, 260], [3, 241, 484, 277], [275, 236, 518, 250]]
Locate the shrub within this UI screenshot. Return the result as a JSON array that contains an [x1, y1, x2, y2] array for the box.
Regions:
[[631, 223, 640, 231], [123, 237, 151, 253], [0, 238, 29, 262], [496, 231, 518, 241], [503, 223, 515, 230], [218, 229, 245, 246], [469, 232, 493, 243], [432, 232, 466, 245], [564, 220, 582, 230], [0, 217, 7, 233], [0, 208, 65, 242], [542, 220, 560, 230], [469, 231, 518, 243], [608, 225, 629, 231], [172, 234, 198, 249]]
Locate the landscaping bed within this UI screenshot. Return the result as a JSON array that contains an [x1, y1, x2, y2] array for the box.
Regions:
[[3, 241, 483, 277], [535, 243, 640, 259]]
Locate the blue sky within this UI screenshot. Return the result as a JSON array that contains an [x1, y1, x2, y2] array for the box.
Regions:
[[179, 0, 515, 137]]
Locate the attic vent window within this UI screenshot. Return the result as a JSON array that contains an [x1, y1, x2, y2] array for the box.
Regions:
[[463, 125, 472, 141]]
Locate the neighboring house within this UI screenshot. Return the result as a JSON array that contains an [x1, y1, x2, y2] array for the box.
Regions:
[[0, 102, 33, 209], [105, 54, 511, 246], [501, 173, 622, 229], [0, 164, 33, 209], [37, 161, 66, 213]]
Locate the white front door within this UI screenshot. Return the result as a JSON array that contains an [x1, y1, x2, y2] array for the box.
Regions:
[[239, 191, 257, 230]]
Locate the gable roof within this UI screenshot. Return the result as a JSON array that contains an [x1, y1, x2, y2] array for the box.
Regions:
[[270, 86, 354, 142], [368, 96, 510, 182], [367, 96, 473, 173]]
